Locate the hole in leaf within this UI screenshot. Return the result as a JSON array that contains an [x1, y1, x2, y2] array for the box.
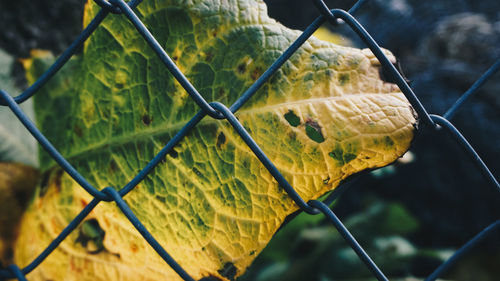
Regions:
[[305, 120, 324, 143], [284, 110, 300, 127], [323, 177, 330, 184], [237, 63, 246, 74], [205, 51, 213, 62], [251, 67, 262, 80], [142, 115, 152, 125], [217, 88, 225, 98], [76, 219, 105, 254]]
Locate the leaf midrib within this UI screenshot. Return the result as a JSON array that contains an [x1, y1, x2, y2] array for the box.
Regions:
[[54, 92, 399, 170]]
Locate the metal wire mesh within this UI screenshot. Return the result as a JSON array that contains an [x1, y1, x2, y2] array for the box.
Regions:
[[1, 0, 499, 280]]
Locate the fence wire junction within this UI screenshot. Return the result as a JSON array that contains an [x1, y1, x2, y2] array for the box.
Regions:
[[1, 0, 499, 280]]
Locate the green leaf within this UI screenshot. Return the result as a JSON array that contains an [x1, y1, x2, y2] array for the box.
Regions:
[[15, 1, 417, 280], [345, 202, 419, 238]]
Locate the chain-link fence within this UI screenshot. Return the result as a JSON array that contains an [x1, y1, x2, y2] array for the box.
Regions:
[[0, 0, 499, 280]]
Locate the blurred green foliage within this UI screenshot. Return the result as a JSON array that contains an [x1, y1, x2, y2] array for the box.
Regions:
[[240, 194, 456, 281]]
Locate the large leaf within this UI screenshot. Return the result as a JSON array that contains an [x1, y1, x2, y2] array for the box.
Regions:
[[15, 0, 417, 280]]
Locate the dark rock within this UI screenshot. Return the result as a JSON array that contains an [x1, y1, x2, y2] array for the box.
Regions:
[[0, 0, 83, 58], [418, 13, 500, 108]]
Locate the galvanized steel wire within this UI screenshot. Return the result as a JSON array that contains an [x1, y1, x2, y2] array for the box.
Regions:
[[0, 0, 499, 280]]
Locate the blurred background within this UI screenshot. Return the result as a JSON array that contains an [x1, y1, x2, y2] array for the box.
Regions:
[[1, 0, 499, 280]]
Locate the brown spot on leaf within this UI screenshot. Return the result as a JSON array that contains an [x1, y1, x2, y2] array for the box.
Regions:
[[338, 73, 350, 85], [69, 258, 82, 273], [168, 149, 178, 159], [109, 159, 118, 173], [217, 88, 225, 99], [237, 63, 246, 74], [142, 114, 152, 125], [216, 132, 226, 148], [384, 136, 395, 147], [251, 67, 262, 80], [205, 51, 214, 62], [80, 199, 88, 208], [54, 169, 64, 193], [131, 243, 138, 253], [74, 124, 83, 138]]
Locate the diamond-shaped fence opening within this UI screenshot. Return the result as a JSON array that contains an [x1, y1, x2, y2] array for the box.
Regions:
[[0, 0, 499, 280]]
